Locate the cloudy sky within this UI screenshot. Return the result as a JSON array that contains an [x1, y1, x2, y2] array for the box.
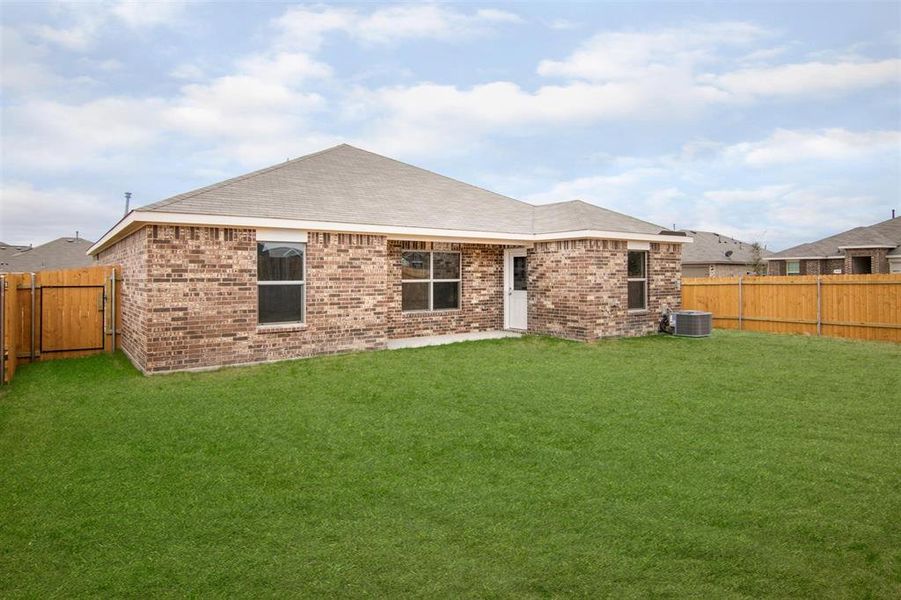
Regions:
[[1, 1, 899, 250]]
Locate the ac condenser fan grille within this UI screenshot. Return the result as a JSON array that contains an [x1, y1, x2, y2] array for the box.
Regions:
[[671, 310, 713, 337]]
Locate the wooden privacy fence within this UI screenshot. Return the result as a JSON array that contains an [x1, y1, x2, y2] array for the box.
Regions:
[[682, 274, 901, 342], [0, 266, 120, 384]]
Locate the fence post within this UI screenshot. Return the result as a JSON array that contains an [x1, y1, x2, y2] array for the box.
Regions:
[[109, 269, 116, 353], [0, 275, 5, 385], [816, 276, 822, 336], [738, 275, 743, 331], [30, 272, 36, 360]]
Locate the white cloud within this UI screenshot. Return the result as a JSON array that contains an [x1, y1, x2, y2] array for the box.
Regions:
[[699, 185, 883, 247], [537, 22, 768, 81], [170, 63, 205, 80], [723, 128, 901, 165], [236, 52, 332, 82], [707, 59, 901, 98], [525, 167, 670, 205], [548, 18, 580, 31], [0, 26, 62, 92], [5, 97, 164, 170], [0, 182, 116, 245], [30, 0, 185, 51], [110, 0, 186, 29], [350, 71, 731, 156], [703, 185, 795, 204], [274, 4, 522, 50], [161, 51, 329, 163]]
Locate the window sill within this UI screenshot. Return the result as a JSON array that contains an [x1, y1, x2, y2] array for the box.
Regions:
[[257, 322, 306, 333], [627, 309, 648, 314], [402, 308, 462, 316]]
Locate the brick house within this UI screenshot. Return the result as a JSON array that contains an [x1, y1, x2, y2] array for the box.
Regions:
[[88, 144, 690, 373], [679, 230, 771, 277], [766, 216, 901, 276]]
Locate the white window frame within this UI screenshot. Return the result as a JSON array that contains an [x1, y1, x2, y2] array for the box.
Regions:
[[257, 241, 306, 325], [627, 250, 648, 312], [786, 260, 800, 275], [401, 250, 461, 312]]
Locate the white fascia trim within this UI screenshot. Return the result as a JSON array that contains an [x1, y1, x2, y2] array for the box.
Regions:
[[88, 211, 692, 255], [837, 245, 896, 250], [764, 255, 843, 261]]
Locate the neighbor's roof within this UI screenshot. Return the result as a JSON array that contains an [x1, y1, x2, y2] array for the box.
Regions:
[[678, 230, 772, 265], [0, 237, 95, 272], [767, 216, 901, 260]]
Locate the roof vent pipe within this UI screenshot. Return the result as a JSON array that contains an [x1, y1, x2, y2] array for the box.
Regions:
[[124, 192, 132, 216]]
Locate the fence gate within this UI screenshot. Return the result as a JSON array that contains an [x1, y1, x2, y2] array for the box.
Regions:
[[40, 285, 106, 354], [1, 266, 120, 384]]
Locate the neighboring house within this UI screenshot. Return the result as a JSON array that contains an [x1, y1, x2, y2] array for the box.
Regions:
[[766, 216, 901, 275], [88, 144, 690, 374], [0, 237, 94, 273], [679, 230, 771, 277], [0, 241, 32, 271]]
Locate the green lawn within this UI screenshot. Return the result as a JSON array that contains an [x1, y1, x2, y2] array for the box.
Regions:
[[1, 332, 899, 598]]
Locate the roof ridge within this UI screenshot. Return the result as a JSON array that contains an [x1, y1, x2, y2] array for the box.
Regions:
[[141, 144, 351, 211]]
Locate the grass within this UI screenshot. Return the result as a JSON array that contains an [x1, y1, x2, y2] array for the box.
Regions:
[[1, 331, 899, 598]]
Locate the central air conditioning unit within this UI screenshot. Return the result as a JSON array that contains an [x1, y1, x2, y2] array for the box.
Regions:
[[670, 310, 713, 337]]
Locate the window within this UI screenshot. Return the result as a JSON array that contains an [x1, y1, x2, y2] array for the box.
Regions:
[[513, 256, 527, 290], [851, 256, 872, 274], [258, 242, 304, 324], [401, 251, 461, 311], [627, 251, 647, 310], [786, 260, 800, 275]]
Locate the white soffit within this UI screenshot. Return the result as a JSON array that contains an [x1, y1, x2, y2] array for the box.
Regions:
[[256, 228, 308, 243]]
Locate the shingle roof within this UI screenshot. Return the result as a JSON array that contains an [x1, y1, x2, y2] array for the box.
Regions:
[[534, 200, 662, 235], [678, 230, 772, 264], [768, 216, 901, 259], [0, 237, 95, 272], [140, 144, 667, 236]]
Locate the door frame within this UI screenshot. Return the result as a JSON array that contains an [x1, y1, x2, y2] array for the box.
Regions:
[[504, 247, 528, 330]]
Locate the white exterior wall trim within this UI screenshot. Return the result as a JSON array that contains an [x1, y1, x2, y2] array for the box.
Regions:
[[837, 245, 896, 250], [88, 211, 693, 255], [764, 255, 844, 261]]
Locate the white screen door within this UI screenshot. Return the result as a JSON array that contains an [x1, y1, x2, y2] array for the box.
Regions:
[[505, 248, 528, 330]]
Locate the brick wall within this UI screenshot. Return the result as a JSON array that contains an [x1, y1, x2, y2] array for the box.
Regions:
[[528, 240, 681, 340], [97, 228, 150, 368], [103, 226, 389, 372], [824, 258, 844, 274], [801, 259, 821, 275], [768, 252, 889, 276], [385, 241, 504, 338], [100, 227, 684, 372], [844, 248, 890, 274], [767, 261, 785, 276]]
